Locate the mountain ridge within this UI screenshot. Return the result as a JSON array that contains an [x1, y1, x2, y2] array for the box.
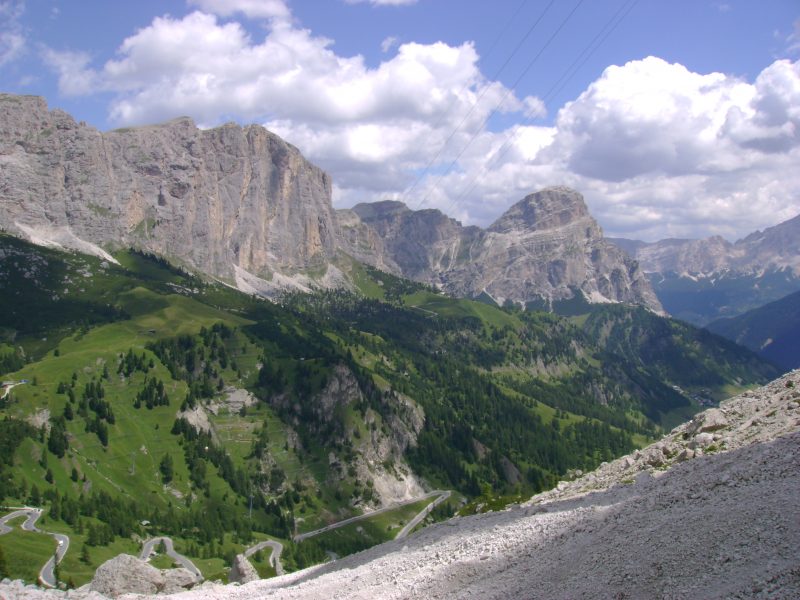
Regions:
[[608, 212, 800, 324], [340, 186, 662, 311], [0, 93, 660, 311]]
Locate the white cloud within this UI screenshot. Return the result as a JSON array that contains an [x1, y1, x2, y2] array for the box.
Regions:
[[41, 47, 97, 95], [533, 56, 800, 240], [187, 0, 290, 20], [784, 19, 800, 55], [0, 0, 25, 66], [381, 35, 399, 53], [42, 3, 800, 242]]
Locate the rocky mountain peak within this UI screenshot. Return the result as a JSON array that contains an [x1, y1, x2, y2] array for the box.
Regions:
[[1, 94, 660, 310], [489, 186, 590, 234]]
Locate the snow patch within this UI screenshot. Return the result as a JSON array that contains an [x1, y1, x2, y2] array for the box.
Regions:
[[14, 222, 120, 265]]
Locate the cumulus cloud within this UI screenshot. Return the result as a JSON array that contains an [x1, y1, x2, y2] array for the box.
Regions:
[[187, 0, 290, 20], [44, 8, 527, 193], [535, 56, 800, 239], [41, 2, 800, 241]]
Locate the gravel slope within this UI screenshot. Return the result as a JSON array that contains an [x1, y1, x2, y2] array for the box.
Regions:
[[3, 371, 799, 599]]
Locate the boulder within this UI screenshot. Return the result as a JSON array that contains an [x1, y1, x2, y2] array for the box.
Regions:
[[89, 554, 163, 596], [690, 408, 729, 433], [691, 432, 716, 448], [89, 554, 199, 597]]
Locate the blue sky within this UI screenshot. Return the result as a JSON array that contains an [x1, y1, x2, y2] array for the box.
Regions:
[[1, 0, 799, 241]]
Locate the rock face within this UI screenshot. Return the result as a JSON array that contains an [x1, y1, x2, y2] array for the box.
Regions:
[[0, 94, 337, 289], [341, 187, 662, 311], [0, 94, 658, 310], [270, 363, 425, 507], [87, 554, 198, 597]]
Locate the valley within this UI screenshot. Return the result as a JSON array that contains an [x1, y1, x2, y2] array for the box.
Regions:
[[0, 90, 795, 598], [0, 231, 779, 590]]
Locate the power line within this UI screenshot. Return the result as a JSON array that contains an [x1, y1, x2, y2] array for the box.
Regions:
[[439, 0, 640, 219], [416, 0, 588, 211], [402, 0, 555, 206]]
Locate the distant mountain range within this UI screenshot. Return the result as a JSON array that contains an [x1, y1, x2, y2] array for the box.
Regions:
[[706, 290, 800, 370], [0, 93, 659, 312], [609, 212, 800, 325]]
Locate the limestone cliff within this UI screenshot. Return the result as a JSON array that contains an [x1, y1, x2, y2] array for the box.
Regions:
[[0, 94, 337, 287]]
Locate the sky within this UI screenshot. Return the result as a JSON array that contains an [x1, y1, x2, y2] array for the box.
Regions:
[[1, 0, 799, 242]]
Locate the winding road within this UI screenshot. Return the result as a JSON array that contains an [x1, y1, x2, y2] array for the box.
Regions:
[[243, 540, 284, 576], [2, 491, 449, 587], [0, 507, 68, 588], [294, 490, 451, 542], [140, 536, 203, 580]]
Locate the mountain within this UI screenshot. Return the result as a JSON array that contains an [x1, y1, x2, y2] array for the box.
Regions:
[[0, 234, 778, 586], [340, 187, 662, 312], [0, 94, 658, 310], [706, 290, 800, 370], [609, 212, 800, 325], [0, 94, 339, 296]]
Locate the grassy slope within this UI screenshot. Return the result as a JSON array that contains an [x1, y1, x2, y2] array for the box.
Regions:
[[0, 235, 781, 584]]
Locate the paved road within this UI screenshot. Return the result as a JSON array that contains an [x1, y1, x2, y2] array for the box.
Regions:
[[0, 507, 68, 588], [0, 507, 42, 534], [294, 490, 450, 542], [243, 540, 284, 576], [140, 536, 203, 580], [40, 532, 70, 587], [395, 491, 451, 539]]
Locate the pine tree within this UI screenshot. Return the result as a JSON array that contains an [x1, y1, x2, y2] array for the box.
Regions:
[[159, 454, 174, 484], [0, 545, 8, 578]]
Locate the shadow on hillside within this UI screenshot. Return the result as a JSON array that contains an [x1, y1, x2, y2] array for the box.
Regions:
[[263, 433, 800, 596]]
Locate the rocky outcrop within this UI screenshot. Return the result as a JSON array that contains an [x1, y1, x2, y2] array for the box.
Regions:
[[270, 363, 425, 507], [86, 554, 198, 597], [531, 370, 800, 506], [340, 187, 662, 311], [0, 94, 337, 288]]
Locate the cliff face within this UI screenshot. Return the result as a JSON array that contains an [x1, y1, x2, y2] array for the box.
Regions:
[[0, 94, 337, 284], [340, 187, 662, 311], [1, 94, 659, 310]]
